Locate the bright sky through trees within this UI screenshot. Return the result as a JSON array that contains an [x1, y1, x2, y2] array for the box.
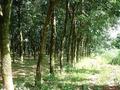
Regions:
[[109, 18, 120, 39], [1, 0, 120, 89]]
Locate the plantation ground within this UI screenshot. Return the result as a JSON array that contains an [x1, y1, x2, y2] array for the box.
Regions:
[[1, 49, 120, 90]]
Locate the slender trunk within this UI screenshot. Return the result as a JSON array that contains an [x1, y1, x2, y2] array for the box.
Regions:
[[76, 41, 79, 62], [70, 4, 76, 65], [0, 0, 14, 89], [85, 36, 88, 57], [80, 36, 84, 58], [73, 34, 77, 64], [66, 3, 74, 65], [49, 10, 56, 74], [59, 0, 68, 71], [0, 14, 2, 84], [82, 35, 85, 57], [76, 35, 81, 62], [35, 0, 59, 86], [79, 0, 85, 58], [73, 16, 77, 65], [66, 36, 71, 64], [17, 0, 23, 62], [66, 28, 72, 65], [33, 47, 36, 60], [20, 31, 23, 62], [0, 43, 1, 63], [87, 36, 91, 56]]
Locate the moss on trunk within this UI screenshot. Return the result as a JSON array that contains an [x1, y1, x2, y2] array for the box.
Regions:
[[0, 0, 14, 90]]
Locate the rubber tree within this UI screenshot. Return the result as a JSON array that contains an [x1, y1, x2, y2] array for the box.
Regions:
[[35, 0, 59, 86], [59, 0, 68, 71], [0, 0, 14, 90], [49, 9, 56, 74], [17, 0, 24, 62]]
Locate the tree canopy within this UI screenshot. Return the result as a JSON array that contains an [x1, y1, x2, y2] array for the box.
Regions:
[[0, 0, 120, 90]]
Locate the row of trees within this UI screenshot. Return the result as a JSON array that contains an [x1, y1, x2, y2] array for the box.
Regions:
[[0, 0, 120, 89]]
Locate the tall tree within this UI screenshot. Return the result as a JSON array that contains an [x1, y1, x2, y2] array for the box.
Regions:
[[59, 0, 68, 71], [35, 0, 59, 86], [49, 9, 56, 74], [0, 0, 14, 90], [17, 0, 24, 62]]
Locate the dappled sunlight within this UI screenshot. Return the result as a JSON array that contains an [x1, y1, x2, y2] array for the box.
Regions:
[[2, 50, 120, 89], [1, 50, 120, 89], [1, 0, 120, 89], [66, 52, 120, 86], [75, 57, 104, 70]]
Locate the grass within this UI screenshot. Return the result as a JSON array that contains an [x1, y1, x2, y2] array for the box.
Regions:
[[1, 49, 120, 89]]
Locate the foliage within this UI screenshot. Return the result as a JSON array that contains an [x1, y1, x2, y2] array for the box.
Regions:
[[112, 34, 120, 49], [1, 0, 120, 89]]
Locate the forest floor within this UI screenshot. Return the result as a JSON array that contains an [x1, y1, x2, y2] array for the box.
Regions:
[[13, 55, 120, 89], [1, 51, 120, 90]]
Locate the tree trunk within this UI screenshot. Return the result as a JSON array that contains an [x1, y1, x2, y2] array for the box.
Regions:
[[70, 4, 76, 65], [33, 47, 36, 60], [66, 3, 74, 65], [59, 0, 68, 71], [17, 0, 24, 62], [20, 31, 23, 62], [0, 14, 2, 83], [49, 10, 56, 74], [76, 35, 81, 62], [0, 10, 2, 63], [73, 14, 77, 65], [66, 29, 72, 65], [0, 0, 14, 89], [35, 0, 59, 86]]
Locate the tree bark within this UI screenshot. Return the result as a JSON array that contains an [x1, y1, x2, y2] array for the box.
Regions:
[[66, 3, 74, 65], [17, 0, 24, 62], [49, 10, 56, 74], [76, 35, 81, 62], [20, 31, 23, 62], [0, 0, 14, 90], [69, 3, 76, 65], [59, 0, 68, 71], [35, 0, 59, 86]]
